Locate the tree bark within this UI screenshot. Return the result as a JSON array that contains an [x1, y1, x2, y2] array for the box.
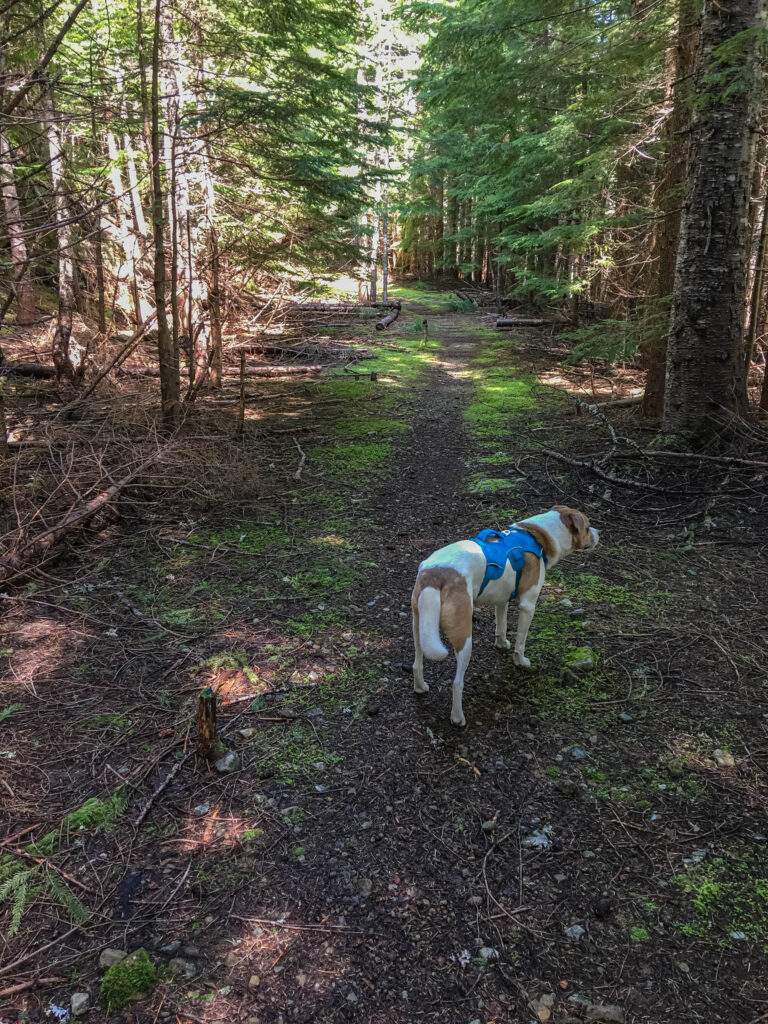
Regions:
[[0, 123, 35, 326], [664, 0, 767, 435], [149, 0, 180, 429], [41, 85, 78, 380], [642, 0, 699, 418]]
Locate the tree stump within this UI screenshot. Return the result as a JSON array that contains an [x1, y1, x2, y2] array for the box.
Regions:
[[196, 686, 218, 762]]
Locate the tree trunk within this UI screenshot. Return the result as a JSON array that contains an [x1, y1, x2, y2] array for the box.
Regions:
[[642, 0, 699, 418], [41, 86, 77, 380], [381, 183, 389, 302], [0, 124, 35, 326], [745, 172, 768, 380], [149, 0, 180, 429], [664, 0, 767, 435]]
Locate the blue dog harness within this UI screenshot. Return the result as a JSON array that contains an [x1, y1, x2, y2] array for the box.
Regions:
[[473, 526, 548, 597]]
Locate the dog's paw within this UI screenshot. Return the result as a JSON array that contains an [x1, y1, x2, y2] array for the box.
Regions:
[[450, 711, 467, 727], [513, 653, 532, 670], [495, 637, 511, 651], [413, 678, 429, 694]]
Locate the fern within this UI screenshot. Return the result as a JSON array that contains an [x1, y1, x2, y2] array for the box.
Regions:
[[45, 871, 90, 923], [0, 866, 33, 935], [0, 703, 23, 724]]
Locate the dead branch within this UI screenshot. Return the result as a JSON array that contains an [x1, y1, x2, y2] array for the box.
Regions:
[[375, 303, 402, 330], [496, 317, 547, 327], [0, 451, 163, 586], [294, 440, 307, 480], [0, 977, 67, 998]]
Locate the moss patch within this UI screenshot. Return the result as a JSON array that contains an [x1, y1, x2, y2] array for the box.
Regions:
[[672, 849, 768, 949], [100, 948, 157, 1010]]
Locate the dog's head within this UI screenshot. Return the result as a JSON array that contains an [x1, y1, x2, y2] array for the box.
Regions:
[[552, 506, 599, 552]]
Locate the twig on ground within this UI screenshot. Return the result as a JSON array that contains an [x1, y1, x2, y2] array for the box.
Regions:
[[293, 440, 307, 480], [0, 976, 67, 998]]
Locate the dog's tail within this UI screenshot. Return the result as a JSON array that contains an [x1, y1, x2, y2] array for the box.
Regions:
[[417, 586, 449, 661]]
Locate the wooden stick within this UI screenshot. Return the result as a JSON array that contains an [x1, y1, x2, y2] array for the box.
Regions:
[[0, 976, 67, 998], [196, 686, 218, 762], [293, 441, 307, 481]]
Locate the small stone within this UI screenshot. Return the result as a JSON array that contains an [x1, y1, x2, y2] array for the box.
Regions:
[[584, 1004, 625, 1023], [713, 748, 735, 768], [592, 896, 612, 919], [522, 829, 553, 850], [356, 876, 373, 897], [71, 993, 90, 1016], [239, 728, 255, 738], [582, 849, 596, 859], [468, 895, 482, 906], [555, 779, 579, 797], [564, 923, 586, 941], [539, 993, 556, 1009], [554, 873, 568, 883], [168, 958, 197, 979], [571, 747, 587, 760], [215, 751, 241, 774], [618, 713, 633, 723], [730, 930, 747, 940], [559, 598, 573, 609], [361, 820, 373, 830], [296, 973, 307, 988], [533, 1005, 551, 1023], [192, 804, 209, 816], [567, 658, 594, 675], [159, 940, 181, 955], [479, 946, 498, 960], [481, 819, 497, 833], [99, 948, 127, 968], [570, 608, 585, 618], [248, 975, 260, 989], [347, 991, 358, 1004]]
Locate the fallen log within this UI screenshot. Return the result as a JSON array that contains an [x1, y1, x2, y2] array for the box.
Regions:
[[0, 452, 162, 586], [224, 363, 323, 376], [0, 361, 56, 379], [496, 317, 547, 328], [375, 303, 402, 331]]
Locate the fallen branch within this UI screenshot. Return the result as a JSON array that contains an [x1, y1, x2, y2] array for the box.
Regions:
[[496, 317, 547, 328], [375, 303, 401, 331], [0, 976, 67, 999], [224, 363, 323, 377], [293, 440, 307, 480], [595, 395, 643, 409], [542, 449, 679, 493], [0, 361, 56, 379], [0, 451, 163, 586]]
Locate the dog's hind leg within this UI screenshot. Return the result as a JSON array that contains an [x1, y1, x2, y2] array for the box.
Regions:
[[412, 606, 428, 693], [494, 603, 511, 649], [513, 592, 538, 669], [450, 638, 472, 727]]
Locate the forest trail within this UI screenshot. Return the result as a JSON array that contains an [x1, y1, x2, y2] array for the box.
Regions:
[[3, 293, 768, 1024]]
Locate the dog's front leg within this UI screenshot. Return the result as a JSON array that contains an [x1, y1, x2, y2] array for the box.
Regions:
[[451, 637, 472, 726], [513, 593, 539, 669], [494, 603, 511, 649]]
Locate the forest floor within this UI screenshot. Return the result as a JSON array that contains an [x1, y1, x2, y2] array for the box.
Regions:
[[2, 285, 768, 1024]]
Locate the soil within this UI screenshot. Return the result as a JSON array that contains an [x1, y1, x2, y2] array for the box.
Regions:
[[2, 290, 768, 1024]]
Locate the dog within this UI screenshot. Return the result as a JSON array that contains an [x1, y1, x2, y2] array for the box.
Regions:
[[411, 507, 599, 726]]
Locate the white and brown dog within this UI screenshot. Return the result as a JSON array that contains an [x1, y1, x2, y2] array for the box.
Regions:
[[411, 507, 599, 726]]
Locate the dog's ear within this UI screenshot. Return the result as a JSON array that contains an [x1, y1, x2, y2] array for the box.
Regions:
[[553, 506, 589, 546]]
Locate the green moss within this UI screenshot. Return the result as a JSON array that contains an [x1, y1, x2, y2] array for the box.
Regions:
[[30, 792, 128, 856], [315, 441, 392, 479], [285, 609, 347, 637], [566, 572, 670, 615], [562, 645, 595, 668], [328, 416, 408, 437], [467, 475, 517, 494], [100, 949, 156, 1010], [630, 925, 650, 944], [208, 523, 288, 554], [672, 849, 768, 948]]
